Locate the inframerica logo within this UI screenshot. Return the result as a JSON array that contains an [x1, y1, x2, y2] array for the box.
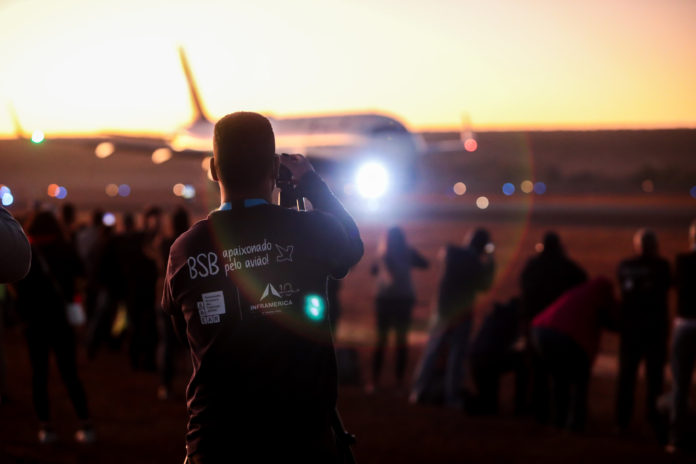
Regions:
[[260, 283, 281, 301]]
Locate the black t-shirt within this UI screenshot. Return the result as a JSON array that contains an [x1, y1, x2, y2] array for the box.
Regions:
[[617, 254, 671, 328], [162, 173, 363, 458]]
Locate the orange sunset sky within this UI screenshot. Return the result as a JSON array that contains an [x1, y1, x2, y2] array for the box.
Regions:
[[0, 0, 694, 136]]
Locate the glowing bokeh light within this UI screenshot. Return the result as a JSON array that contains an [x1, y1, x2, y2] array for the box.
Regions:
[[105, 184, 119, 197], [56, 186, 67, 199], [47, 183, 60, 197], [642, 179, 654, 193], [173, 183, 186, 196], [453, 182, 467, 196], [95, 142, 115, 158], [2, 192, 14, 206], [31, 130, 44, 144], [355, 162, 389, 199], [182, 185, 196, 199], [476, 196, 489, 209], [520, 180, 534, 194], [118, 184, 131, 197], [484, 243, 495, 254], [502, 182, 515, 196], [102, 212, 116, 226], [535, 242, 544, 253], [464, 138, 478, 152], [690, 186, 696, 199], [534, 182, 547, 194], [0, 186, 9, 196], [152, 148, 173, 164]]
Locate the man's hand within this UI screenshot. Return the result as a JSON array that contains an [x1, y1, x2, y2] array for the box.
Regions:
[[279, 153, 314, 182]]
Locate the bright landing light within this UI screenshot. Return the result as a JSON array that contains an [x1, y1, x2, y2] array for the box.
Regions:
[[355, 162, 389, 199]]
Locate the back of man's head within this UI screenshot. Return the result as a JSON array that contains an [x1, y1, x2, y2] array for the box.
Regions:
[[634, 228, 658, 257], [213, 112, 276, 193]]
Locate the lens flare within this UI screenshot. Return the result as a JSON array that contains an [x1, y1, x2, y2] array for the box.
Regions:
[[304, 294, 325, 321]]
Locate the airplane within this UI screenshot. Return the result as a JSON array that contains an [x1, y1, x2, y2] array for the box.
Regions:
[[9, 47, 473, 202]]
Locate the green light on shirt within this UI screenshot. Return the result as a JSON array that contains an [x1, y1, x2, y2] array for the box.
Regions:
[[304, 294, 325, 321]]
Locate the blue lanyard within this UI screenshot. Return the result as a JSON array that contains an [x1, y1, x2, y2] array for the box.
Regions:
[[218, 199, 268, 211]]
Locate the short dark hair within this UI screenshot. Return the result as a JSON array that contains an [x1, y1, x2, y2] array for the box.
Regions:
[[213, 112, 276, 192]]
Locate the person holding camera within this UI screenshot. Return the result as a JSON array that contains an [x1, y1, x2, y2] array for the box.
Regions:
[[162, 112, 363, 463]]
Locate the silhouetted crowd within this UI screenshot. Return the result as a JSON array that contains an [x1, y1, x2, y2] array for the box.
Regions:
[[363, 223, 696, 454], [0, 203, 191, 443], [0, 203, 694, 454]]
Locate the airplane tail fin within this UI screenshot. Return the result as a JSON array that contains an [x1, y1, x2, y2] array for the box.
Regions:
[[178, 46, 212, 124], [8, 103, 27, 140]]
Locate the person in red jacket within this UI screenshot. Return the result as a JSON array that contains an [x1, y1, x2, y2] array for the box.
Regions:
[[531, 277, 617, 431]]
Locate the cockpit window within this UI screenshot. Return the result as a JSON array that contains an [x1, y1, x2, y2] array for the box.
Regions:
[[371, 122, 407, 135]]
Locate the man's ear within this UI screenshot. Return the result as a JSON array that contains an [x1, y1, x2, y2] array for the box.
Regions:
[[210, 157, 219, 182]]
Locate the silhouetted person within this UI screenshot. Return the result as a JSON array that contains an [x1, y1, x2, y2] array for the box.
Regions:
[[616, 229, 671, 434], [531, 277, 617, 431], [12, 211, 94, 444], [75, 208, 104, 321], [162, 112, 363, 462], [157, 206, 190, 400], [668, 220, 696, 452], [469, 298, 527, 415], [0, 206, 31, 283], [123, 207, 161, 371], [411, 228, 494, 408], [0, 205, 31, 404], [520, 232, 587, 321], [60, 202, 77, 244], [368, 226, 429, 392], [521, 232, 587, 419]]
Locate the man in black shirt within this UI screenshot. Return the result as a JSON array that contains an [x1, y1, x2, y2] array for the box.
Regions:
[[616, 229, 671, 433], [162, 112, 363, 462], [669, 220, 696, 451]]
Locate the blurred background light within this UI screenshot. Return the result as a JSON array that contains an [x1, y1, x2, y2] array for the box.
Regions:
[[118, 184, 131, 197], [102, 212, 116, 226], [534, 181, 547, 195], [502, 182, 515, 196], [105, 183, 119, 197], [476, 196, 489, 209], [1, 192, 14, 206], [95, 142, 115, 159], [453, 182, 467, 196], [520, 180, 534, 194], [31, 130, 44, 144]]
